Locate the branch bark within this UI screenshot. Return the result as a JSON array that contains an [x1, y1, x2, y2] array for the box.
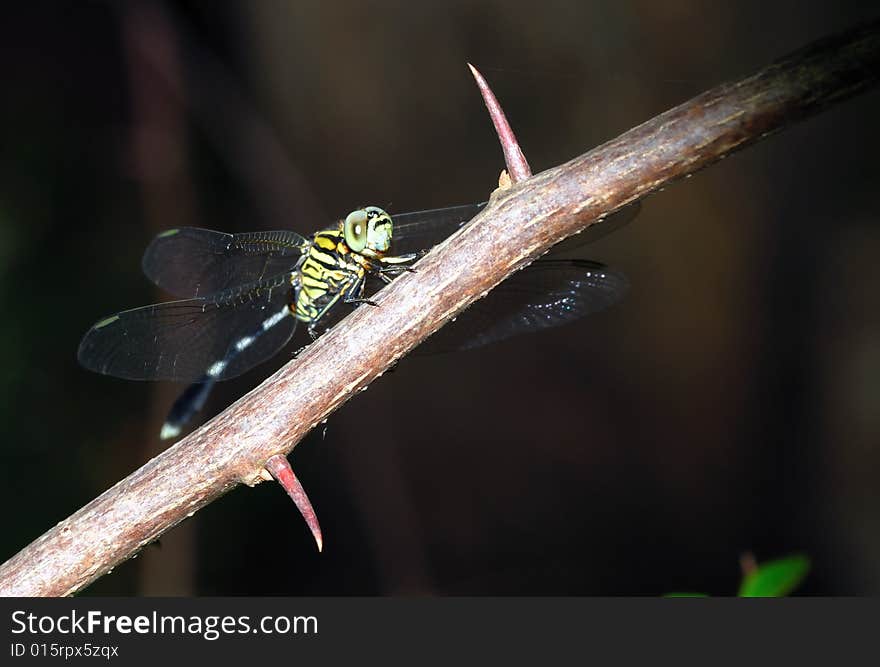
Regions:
[[2, 19, 878, 597]]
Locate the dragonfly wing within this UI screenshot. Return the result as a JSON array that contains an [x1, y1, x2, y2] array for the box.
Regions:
[[545, 201, 641, 255], [385, 200, 637, 353], [142, 227, 309, 298], [77, 273, 297, 382], [390, 203, 488, 255], [417, 259, 628, 353], [391, 200, 639, 256]]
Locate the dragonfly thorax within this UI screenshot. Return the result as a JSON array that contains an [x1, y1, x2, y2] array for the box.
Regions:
[[292, 207, 415, 333]]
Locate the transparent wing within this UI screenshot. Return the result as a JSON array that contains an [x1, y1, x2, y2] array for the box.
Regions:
[[390, 203, 488, 255], [390, 201, 640, 256], [390, 200, 637, 352], [417, 259, 628, 353], [77, 273, 297, 382], [545, 201, 641, 255], [142, 227, 309, 298]]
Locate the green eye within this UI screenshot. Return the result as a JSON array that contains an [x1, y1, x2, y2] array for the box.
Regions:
[[344, 210, 368, 252]]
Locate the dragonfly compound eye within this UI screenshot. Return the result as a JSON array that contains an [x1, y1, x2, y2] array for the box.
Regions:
[[344, 209, 369, 252]]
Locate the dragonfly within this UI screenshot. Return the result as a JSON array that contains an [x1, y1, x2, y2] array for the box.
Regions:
[[77, 201, 638, 439]]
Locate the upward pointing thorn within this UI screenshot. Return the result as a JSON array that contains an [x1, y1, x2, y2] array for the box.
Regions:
[[265, 454, 323, 552], [468, 63, 532, 183]]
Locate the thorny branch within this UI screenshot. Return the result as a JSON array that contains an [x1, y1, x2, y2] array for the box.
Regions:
[[1, 20, 878, 597]]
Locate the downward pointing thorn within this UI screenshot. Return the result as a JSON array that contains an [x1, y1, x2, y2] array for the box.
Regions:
[[265, 454, 323, 552]]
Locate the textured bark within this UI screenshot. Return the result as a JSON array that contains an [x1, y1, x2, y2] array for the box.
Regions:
[[1, 19, 878, 597]]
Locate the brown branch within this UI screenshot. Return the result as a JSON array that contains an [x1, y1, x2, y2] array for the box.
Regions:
[[2, 19, 878, 597]]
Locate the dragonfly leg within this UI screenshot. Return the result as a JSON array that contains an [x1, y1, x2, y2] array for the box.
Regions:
[[376, 252, 420, 273], [344, 297, 379, 307], [373, 256, 418, 285], [381, 251, 420, 263], [342, 273, 378, 307], [378, 265, 416, 275]]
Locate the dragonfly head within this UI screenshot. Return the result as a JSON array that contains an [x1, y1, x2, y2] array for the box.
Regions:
[[344, 206, 393, 254]]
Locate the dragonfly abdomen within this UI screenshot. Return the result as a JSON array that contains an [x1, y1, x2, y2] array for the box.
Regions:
[[159, 303, 295, 439]]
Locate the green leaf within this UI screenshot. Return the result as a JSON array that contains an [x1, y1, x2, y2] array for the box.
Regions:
[[738, 554, 810, 597]]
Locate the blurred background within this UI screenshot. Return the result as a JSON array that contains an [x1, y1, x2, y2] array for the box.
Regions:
[[1, 1, 878, 596]]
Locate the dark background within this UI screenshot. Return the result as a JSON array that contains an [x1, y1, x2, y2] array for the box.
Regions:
[[1, 1, 878, 596]]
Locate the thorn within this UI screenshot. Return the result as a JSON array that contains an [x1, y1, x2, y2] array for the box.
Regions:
[[265, 454, 323, 552], [468, 63, 532, 183]]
